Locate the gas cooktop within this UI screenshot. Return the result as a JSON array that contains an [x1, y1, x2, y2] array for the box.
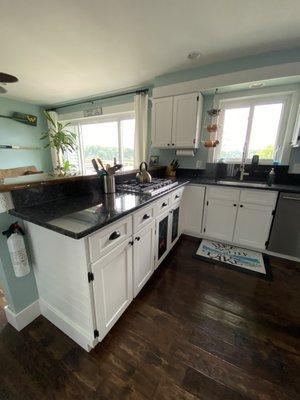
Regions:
[[116, 178, 178, 196]]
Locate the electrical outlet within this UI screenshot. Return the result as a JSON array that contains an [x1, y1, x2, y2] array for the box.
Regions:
[[196, 160, 204, 169]]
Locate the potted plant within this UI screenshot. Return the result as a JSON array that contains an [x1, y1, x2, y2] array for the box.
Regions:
[[40, 111, 77, 175]]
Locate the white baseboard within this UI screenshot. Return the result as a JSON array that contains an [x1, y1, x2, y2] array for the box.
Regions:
[[39, 299, 96, 352], [5, 300, 40, 331]]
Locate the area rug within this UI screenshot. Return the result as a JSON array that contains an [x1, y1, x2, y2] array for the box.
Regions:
[[194, 239, 272, 280]]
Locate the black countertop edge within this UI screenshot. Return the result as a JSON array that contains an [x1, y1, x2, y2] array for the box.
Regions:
[[10, 181, 189, 240], [183, 178, 300, 193]]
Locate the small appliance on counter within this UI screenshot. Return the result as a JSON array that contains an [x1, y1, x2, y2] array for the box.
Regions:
[[117, 178, 178, 196], [136, 162, 152, 183]]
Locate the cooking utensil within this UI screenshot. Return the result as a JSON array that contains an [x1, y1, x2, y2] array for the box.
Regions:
[[136, 162, 152, 183], [97, 158, 106, 171], [92, 159, 99, 173]]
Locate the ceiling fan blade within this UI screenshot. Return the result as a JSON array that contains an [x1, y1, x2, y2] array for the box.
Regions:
[[0, 86, 8, 93], [0, 72, 18, 83]]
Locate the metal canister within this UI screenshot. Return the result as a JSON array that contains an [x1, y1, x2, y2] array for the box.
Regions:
[[103, 175, 116, 194]]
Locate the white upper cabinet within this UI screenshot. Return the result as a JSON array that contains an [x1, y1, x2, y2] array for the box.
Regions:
[[151, 93, 202, 149], [151, 96, 173, 148], [172, 93, 200, 148]]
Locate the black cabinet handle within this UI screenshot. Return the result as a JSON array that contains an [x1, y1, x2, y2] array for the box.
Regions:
[[162, 202, 167, 207], [240, 204, 244, 208], [172, 143, 175, 146], [143, 214, 150, 220], [109, 231, 121, 240], [167, 143, 170, 146], [128, 240, 134, 246], [233, 203, 237, 207], [175, 194, 180, 199], [135, 236, 140, 241]]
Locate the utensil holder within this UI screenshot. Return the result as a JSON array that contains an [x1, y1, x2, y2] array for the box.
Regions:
[[103, 175, 115, 194]]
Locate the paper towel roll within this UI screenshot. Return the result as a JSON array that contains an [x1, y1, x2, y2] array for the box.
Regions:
[[175, 149, 195, 156]]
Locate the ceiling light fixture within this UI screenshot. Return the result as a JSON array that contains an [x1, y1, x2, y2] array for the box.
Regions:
[[187, 51, 202, 60], [249, 82, 264, 89]]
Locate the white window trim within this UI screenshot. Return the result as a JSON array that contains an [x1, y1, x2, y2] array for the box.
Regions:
[[60, 111, 135, 174], [208, 85, 300, 165]]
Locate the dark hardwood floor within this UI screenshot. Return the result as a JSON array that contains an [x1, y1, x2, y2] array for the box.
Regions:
[[0, 235, 299, 399]]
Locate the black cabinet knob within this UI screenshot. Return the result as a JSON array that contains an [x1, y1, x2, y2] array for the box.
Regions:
[[175, 194, 180, 199], [240, 204, 244, 208], [143, 214, 150, 220], [233, 204, 237, 207], [162, 202, 167, 207], [109, 231, 121, 240], [167, 143, 170, 146]]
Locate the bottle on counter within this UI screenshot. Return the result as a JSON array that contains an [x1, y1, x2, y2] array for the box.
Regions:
[[267, 168, 275, 186]]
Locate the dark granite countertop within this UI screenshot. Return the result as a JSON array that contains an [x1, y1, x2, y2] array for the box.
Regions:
[[10, 181, 188, 239], [181, 177, 300, 193]]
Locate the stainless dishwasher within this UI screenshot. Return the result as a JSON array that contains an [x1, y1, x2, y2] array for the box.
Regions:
[[268, 192, 300, 258]]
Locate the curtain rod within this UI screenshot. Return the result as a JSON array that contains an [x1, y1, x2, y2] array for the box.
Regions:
[[48, 88, 149, 111]]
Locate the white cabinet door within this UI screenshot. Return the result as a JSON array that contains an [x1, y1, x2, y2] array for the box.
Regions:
[[133, 221, 156, 297], [151, 97, 173, 148], [181, 185, 205, 235], [203, 199, 238, 241], [92, 239, 133, 340], [233, 204, 274, 249], [172, 93, 199, 148]]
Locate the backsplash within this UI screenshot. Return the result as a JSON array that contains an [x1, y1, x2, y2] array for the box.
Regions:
[[176, 163, 300, 185]]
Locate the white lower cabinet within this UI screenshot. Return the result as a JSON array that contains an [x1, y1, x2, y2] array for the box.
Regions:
[[92, 239, 133, 340], [203, 198, 238, 241], [133, 221, 156, 297], [203, 186, 277, 249], [233, 203, 275, 249], [181, 185, 205, 236]]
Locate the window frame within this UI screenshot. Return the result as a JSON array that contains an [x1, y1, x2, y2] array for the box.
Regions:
[[210, 88, 297, 165], [61, 111, 135, 174]]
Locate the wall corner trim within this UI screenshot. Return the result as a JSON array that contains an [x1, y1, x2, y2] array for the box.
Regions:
[[4, 300, 40, 331]]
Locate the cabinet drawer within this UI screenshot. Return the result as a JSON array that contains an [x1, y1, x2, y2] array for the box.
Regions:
[[206, 186, 240, 202], [88, 216, 132, 263], [154, 194, 171, 217], [171, 187, 184, 204], [240, 189, 278, 206], [133, 204, 155, 233]]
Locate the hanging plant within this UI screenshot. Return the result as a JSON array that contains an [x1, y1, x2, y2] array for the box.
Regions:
[[40, 111, 77, 175]]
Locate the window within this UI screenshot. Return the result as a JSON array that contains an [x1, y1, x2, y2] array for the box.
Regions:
[[214, 92, 293, 164], [63, 113, 135, 174]]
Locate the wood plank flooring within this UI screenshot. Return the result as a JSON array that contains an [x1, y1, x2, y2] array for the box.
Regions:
[[0, 235, 299, 399]]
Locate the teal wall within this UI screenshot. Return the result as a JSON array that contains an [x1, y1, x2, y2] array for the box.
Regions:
[[155, 47, 300, 87], [0, 98, 52, 171], [0, 97, 51, 314]]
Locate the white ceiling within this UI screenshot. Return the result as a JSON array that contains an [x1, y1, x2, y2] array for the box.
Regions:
[[1, 0, 300, 105]]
